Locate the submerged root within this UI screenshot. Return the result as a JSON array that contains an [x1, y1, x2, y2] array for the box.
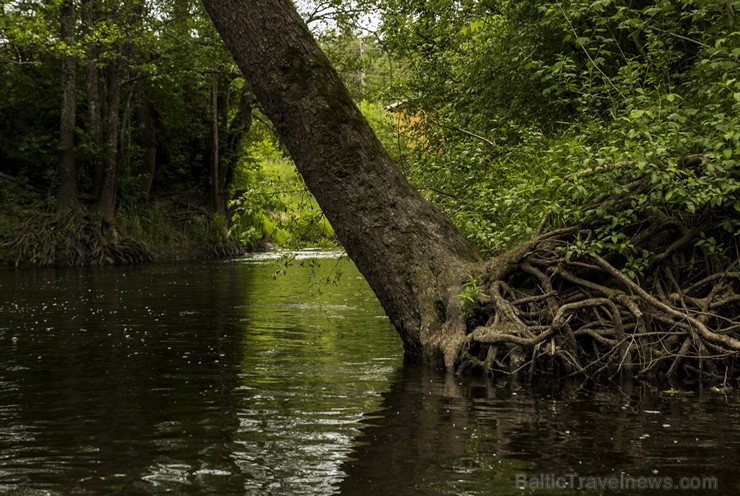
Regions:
[[455, 212, 740, 382], [4, 212, 152, 268]]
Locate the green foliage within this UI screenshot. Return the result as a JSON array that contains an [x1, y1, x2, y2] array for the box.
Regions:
[[319, 31, 402, 103], [116, 202, 238, 259], [228, 119, 335, 248], [310, 255, 346, 292], [356, 100, 412, 165], [1, 0, 266, 261], [116, 204, 176, 247], [376, 0, 740, 256], [458, 276, 480, 319], [3, 0, 739, 267], [269, 252, 346, 295], [0, 175, 38, 266], [0, 0, 340, 257]]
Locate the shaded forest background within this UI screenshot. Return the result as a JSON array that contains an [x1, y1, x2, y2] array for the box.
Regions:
[[0, 0, 738, 269]]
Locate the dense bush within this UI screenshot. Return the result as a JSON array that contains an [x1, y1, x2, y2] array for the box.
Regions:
[[375, 0, 739, 255]]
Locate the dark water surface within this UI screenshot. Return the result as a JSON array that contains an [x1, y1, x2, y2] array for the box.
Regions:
[[0, 252, 738, 495]]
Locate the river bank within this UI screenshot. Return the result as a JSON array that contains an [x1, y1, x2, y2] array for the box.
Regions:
[[0, 174, 250, 270]]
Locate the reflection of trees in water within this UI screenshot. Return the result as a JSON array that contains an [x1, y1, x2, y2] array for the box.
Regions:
[[231, 258, 402, 495], [3, 262, 739, 495], [0, 262, 251, 495], [340, 369, 740, 495], [338, 366, 480, 495]]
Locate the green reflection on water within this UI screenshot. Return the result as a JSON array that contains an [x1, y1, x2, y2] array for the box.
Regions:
[[2, 254, 740, 496], [0, 253, 405, 495], [223, 254, 404, 494]]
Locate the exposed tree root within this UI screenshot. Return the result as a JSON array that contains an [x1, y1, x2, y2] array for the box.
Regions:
[[455, 202, 740, 383], [203, 234, 245, 259], [3, 212, 152, 268]]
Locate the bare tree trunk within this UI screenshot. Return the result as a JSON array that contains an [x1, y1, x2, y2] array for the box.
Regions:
[[56, 0, 77, 211], [202, 0, 480, 365], [222, 88, 255, 214], [96, 61, 123, 229], [217, 74, 231, 193], [138, 87, 157, 200], [81, 0, 105, 203], [209, 73, 222, 216], [87, 58, 105, 202], [116, 79, 136, 179]]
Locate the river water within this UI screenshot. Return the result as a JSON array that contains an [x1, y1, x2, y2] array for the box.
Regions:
[[0, 251, 738, 495]]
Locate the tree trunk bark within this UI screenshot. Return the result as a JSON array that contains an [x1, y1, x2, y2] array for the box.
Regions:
[[81, 0, 105, 203], [202, 0, 481, 365], [56, 0, 77, 211], [138, 88, 157, 200], [116, 79, 135, 179], [96, 61, 123, 228], [223, 87, 255, 219], [209, 73, 222, 216], [217, 74, 231, 196], [87, 57, 105, 202]]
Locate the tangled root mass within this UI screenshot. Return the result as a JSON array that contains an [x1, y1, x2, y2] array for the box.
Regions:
[[457, 187, 740, 383], [4, 213, 151, 268]]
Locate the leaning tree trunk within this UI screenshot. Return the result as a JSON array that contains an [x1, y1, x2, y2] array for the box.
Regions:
[[202, 0, 481, 366]]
